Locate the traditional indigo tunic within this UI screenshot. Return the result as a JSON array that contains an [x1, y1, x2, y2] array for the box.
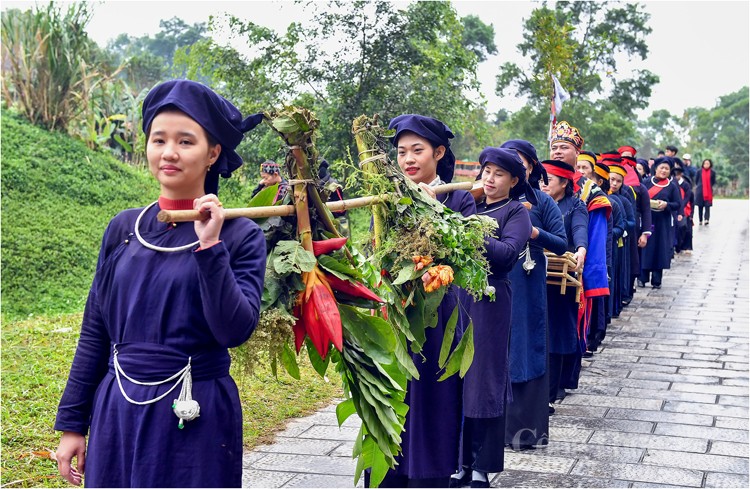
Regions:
[[386, 190, 476, 484], [641, 179, 681, 271], [464, 198, 532, 418], [505, 189, 566, 448], [55, 204, 266, 488], [461, 198, 530, 472], [547, 195, 588, 356]]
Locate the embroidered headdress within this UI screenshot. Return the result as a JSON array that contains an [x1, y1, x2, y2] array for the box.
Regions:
[[551, 121, 584, 150]]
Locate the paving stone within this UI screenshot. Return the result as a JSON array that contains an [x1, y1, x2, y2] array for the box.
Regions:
[[540, 440, 644, 463], [549, 404, 608, 418], [561, 393, 663, 410], [579, 376, 671, 391], [709, 440, 749, 457], [670, 382, 749, 396], [722, 377, 749, 386], [604, 341, 649, 349], [678, 367, 748, 379], [283, 473, 362, 488], [242, 469, 295, 488], [550, 415, 654, 434], [605, 347, 684, 359], [295, 411, 362, 429], [682, 353, 723, 362], [649, 344, 726, 355], [628, 370, 721, 385], [273, 419, 315, 438], [715, 416, 749, 430], [569, 459, 704, 486], [705, 472, 750, 488], [688, 340, 735, 350], [547, 426, 593, 443], [604, 408, 714, 427], [663, 400, 749, 418], [618, 387, 717, 404], [655, 423, 749, 443], [644, 449, 749, 474], [724, 362, 750, 371], [718, 394, 749, 408], [328, 441, 355, 458], [588, 431, 708, 453], [492, 470, 630, 488], [255, 437, 343, 456], [252, 453, 357, 475], [592, 361, 678, 374], [504, 451, 576, 473], [639, 357, 725, 369], [243, 452, 268, 467], [297, 424, 360, 442]]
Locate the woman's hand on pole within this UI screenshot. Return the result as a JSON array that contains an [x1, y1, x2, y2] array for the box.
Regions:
[[57, 431, 86, 486], [194, 194, 225, 249], [418, 182, 437, 200]]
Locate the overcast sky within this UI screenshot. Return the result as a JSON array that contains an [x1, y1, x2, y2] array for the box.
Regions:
[[4, 0, 749, 118]]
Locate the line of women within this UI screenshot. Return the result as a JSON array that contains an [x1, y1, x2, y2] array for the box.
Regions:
[[53, 77, 692, 488]]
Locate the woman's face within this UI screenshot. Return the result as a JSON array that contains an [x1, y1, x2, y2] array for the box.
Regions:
[[655, 163, 671, 179], [610, 173, 624, 193], [541, 174, 567, 201], [147, 110, 220, 199], [396, 132, 445, 185], [516, 152, 533, 180], [636, 163, 646, 176], [481, 162, 518, 204], [576, 159, 594, 180], [702, 159, 711, 169]]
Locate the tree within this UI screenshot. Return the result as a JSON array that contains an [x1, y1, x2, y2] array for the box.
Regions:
[[495, 1, 658, 152], [106, 17, 208, 92], [174, 1, 497, 190], [684, 87, 749, 192]]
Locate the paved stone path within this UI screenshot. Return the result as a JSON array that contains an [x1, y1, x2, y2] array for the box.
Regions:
[[243, 200, 749, 488]]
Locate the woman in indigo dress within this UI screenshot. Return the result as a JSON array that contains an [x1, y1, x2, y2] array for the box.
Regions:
[[54, 80, 267, 488], [694, 158, 716, 225], [451, 147, 532, 488], [371, 114, 475, 488], [539, 160, 588, 411], [499, 140, 566, 451], [639, 157, 682, 288]]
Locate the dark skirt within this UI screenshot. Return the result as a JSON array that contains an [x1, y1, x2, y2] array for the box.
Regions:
[[505, 373, 550, 448], [460, 415, 506, 473]]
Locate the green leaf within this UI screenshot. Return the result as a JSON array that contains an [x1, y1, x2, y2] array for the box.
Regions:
[[459, 321, 475, 378], [280, 342, 300, 380], [393, 334, 420, 380], [339, 305, 396, 365], [392, 265, 422, 286], [423, 286, 447, 328], [437, 320, 473, 382], [248, 183, 279, 207], [438, 305, 459, 368], [306, 338, 330, 377], [272, 240, 317, 275], [369, 443, 391, 488], [336, 398, 357, 427], [317, 254, 362, 281]]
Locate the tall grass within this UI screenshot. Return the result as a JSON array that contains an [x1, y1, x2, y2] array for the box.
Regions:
[[2, 2, 98, 131]]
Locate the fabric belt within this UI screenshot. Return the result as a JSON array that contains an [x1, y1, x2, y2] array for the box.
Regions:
[[107, 342, 230, 382]]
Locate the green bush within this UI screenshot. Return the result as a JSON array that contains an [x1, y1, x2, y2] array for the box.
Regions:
[[1, 113, 157, 318]]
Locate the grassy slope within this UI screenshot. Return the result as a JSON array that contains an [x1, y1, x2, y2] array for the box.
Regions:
[[1, 114, 342, 486]]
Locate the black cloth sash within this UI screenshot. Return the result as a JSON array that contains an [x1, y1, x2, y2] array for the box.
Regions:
[[108, 342, 230, 382]]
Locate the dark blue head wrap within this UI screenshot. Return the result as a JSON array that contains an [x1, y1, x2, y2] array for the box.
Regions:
[[388, 114, 456, 183], [478, 147, 537, 205], [654, 156, 674, 171], [636, 158, 650, 176], [500, 139, 547, 186], [142, 79, 263, 194]]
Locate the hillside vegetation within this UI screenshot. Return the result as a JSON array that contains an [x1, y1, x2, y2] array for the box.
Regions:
[[1, 112, 157, 318]]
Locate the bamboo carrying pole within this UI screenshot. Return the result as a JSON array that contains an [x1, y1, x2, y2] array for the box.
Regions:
[[156, 181, 478, 223]]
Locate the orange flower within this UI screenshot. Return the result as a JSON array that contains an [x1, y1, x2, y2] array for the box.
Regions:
[[423, 265, 454, 292], [412, 255, 434, 271]]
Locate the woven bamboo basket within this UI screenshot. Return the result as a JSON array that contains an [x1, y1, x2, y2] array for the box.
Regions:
[[544, 251, 582, 302]]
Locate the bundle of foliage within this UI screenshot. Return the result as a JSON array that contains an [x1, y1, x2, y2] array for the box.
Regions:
[[244, 107, 494, 487]]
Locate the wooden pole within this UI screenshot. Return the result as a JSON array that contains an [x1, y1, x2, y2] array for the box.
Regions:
[[157, 181, 477, 223]]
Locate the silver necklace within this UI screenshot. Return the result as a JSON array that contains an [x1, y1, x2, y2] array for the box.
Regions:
[[650, 177, 670, 188], [134, 202, 200, 253]]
